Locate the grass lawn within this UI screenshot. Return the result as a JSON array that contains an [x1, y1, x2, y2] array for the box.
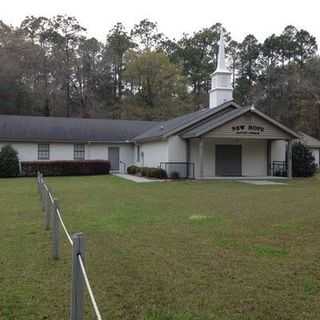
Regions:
[[1, 175, 320, 319]]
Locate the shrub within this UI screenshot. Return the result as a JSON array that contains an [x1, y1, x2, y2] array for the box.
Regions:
[[0, 145, 20, 177], [292, 142, 317, 177], [21, 160, 110, 177], [127, 165, 167, 179], [127, 165, 140, 175], [140, 167, 149, 177], [148, 168, 167, 179], [170, 171, 180, 179]]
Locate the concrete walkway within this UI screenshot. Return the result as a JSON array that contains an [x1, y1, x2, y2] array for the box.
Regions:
[[199, 176, 288, 180], [114, 174, 163, 183], [239, 180, 287, 185]]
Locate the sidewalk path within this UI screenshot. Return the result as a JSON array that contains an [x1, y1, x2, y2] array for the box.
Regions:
[[114, 174, 163, 183]]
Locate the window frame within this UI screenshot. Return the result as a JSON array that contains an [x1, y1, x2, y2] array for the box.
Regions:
[[74, 144, 85, 160], [38, 144, 50, 160]]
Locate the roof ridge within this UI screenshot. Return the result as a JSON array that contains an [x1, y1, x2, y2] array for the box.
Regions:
[[133, 102, 240, 142], [0, 114, 159, 124]]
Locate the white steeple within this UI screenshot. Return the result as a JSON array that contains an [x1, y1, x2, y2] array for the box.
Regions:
[[209, 30, 233, 109]]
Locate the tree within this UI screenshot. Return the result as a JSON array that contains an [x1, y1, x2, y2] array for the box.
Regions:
[[295, 29, 317, 66], [130, 19, 163, 51], [227, 40, 240, 88], [107, 23, 134, 99], [235, 34, 261, 105], [20, 16, 53, 116], [292, 142, 317, 177], [49, 15, 86, 117], [0, 145, 20, 177], [124, 51, 188, 118], [279, 25, 298, 64], [0, 21, 34, 115], [75, 37, 104, 116], [176, 23, 229, 96]]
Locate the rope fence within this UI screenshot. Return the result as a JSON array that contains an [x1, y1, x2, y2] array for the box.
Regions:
[[36, 172, 103, 320]]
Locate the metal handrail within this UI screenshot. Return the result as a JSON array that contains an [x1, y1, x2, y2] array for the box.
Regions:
[[160, 161, 195, 179], [272, 160, 287, 177], [119, 160, 126, 173]]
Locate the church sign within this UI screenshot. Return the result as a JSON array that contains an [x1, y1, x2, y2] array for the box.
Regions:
[[204, 113, 292, 139], [232, 124, 265, 135]]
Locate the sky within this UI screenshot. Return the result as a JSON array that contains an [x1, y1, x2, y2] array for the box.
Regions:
[[1, 0, 320, 45]]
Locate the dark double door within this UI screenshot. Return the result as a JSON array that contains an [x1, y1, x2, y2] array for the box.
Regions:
[[215, 145, 242, 176]]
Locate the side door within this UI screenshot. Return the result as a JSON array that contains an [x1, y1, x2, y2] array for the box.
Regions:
[[108, 147, 120, 171]]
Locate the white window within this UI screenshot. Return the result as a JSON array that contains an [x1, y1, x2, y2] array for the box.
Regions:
[[74, 144, 85, 160], [38, 144, 50, 160]]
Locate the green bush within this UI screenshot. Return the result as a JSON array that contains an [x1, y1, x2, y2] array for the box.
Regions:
[[292, 142, 317, 177], [127, 165, 167, 179], [148, 168, 167, 179], [21, 160, 110, 177], [127, 165, 140, 175], [140, 167, 149, 177], [0, 145, 20, 177], [127, 166, 138, 174]]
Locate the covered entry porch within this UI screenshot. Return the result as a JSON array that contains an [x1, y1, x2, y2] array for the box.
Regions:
[[187, 137, 292, 179], [181, 106, 298, 179]]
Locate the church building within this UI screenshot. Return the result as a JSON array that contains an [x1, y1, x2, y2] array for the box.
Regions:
[[1, 32, 317, 179]]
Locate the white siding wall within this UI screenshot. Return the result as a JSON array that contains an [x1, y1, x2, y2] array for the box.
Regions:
[[242, 140, 267, 176], [0, 142, 134, 168], [136, 141, 168, 167], [271, 140, 287, 162], [50, 143, 74, 160], [119, 144, 135, 167], [0, 143, 37, 161], [168, 136, 187, 162], [190, 138, 268, 177], [87, 144, 107, 160]]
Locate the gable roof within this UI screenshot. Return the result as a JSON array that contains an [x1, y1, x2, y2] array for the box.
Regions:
[[133, 101, 241, 142], [0, 115, 158, 143], [298, 131, 320, 148], [182, 106, 299, 139], [0, 102, 299, 144]]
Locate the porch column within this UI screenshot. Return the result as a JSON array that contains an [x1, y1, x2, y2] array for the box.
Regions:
[[199, 138, 204, 178], [267, 140, 272, 176], [287, 140, 293, 179]]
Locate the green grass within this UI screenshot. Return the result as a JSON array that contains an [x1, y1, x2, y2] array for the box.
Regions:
[[1, 175, 320, 319]]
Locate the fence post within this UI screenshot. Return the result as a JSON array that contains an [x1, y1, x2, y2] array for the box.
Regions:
[[37, 172, 40, 193], [51, 198, 60, 259], [40, 175, 45, 211], [71, 233, 85, 320], [44, 188, 51, 230]]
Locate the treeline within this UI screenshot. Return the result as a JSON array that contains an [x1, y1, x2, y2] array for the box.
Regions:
[[0, 16, 320, 137]]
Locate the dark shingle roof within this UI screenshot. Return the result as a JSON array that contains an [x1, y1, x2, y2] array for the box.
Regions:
[[182, 106, 299, 139], [133, 101, 241, 142], [298, 132, 320, 148], [0, 115, 158, 143]]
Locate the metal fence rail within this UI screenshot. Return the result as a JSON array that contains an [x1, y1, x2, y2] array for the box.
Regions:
[[36, 172, 103, 320], [160, 162, 195, 179], [272, 161, 288, 177]]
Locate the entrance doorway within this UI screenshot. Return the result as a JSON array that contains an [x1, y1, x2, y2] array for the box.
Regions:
[[216, 145, 242, 176], [108, 147, 120, 171]]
